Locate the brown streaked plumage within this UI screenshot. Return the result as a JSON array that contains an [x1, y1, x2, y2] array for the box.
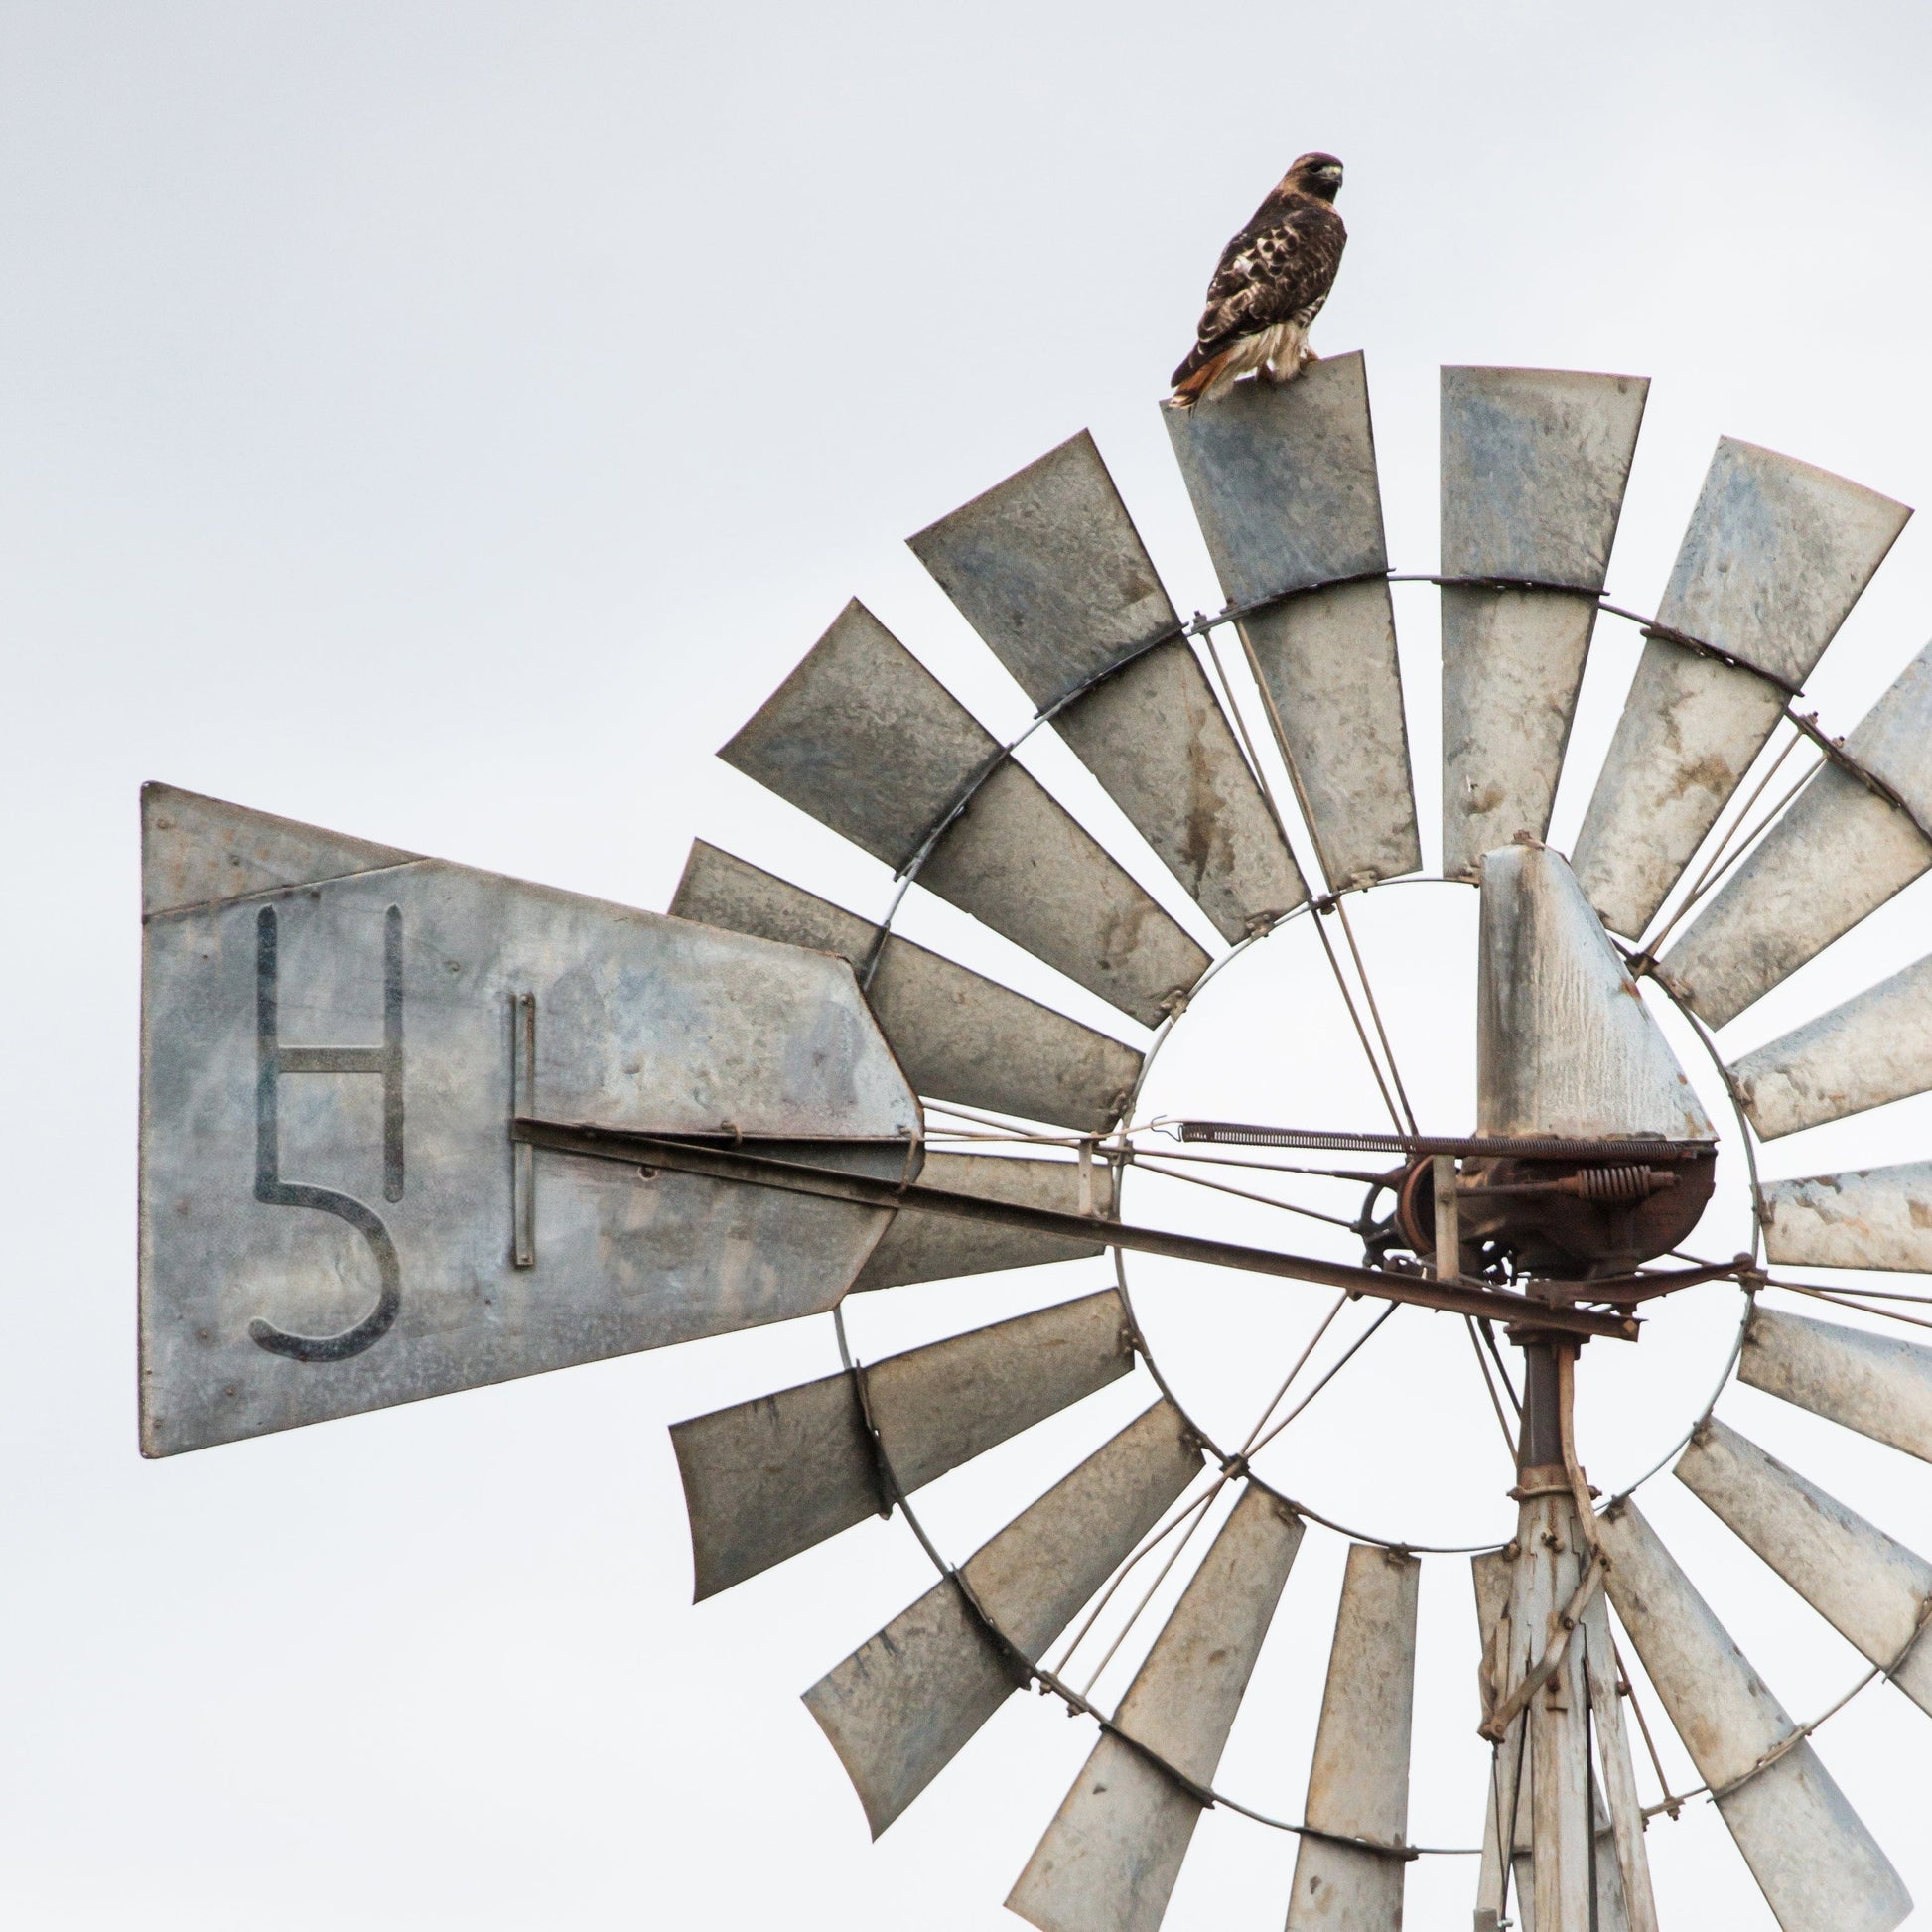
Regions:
[[1170, 153, 1347, 408]]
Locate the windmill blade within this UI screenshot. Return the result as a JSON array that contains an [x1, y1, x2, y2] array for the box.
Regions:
[[853, 1153, 1115, 1292], [1006, 1483, 1304, 1932], [1675, 1417, 1932, 1717], [1596, 1499, 1910, 1932], [720, 601, 1210, 1027], [139, 786, 917, 1456], [1439, 367, 1648, 879], [802, 1398, 1202, 1835], [1284, 1544, 1421, 1931], [1728, 951, 1932, 1140], [1762, 1161, 1932, 1273], [1471, 1549, 1522, 1932], [1661, 642, 1932, 1028], [1164, 353, 1421, 888], [1739, 1307, 1932, 1464], [910, 431, 1305, 942], [672, 1290, 1135, 1600], [671, 843, 1142, 1135], [1572, 440, 1909, 938]]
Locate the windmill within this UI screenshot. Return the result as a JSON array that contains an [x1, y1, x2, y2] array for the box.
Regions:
[[138, 357, 1932, 1932]]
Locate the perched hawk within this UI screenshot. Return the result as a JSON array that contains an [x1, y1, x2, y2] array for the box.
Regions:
[[1169, 153, 1346, 408]]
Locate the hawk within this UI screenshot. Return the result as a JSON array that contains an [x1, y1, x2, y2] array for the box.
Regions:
[[1169, 153, 1346, 408]]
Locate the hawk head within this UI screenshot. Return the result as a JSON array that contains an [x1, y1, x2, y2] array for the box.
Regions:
[[1286, 152, 1344, 203]]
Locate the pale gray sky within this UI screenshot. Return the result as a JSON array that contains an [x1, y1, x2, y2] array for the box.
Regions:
[[8, 4, 1932, 1927]]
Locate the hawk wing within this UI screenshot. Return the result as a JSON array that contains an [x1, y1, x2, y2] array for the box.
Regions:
[[1173, 201, 1345, 385]]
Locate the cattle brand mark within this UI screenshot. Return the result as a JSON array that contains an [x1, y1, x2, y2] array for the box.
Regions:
[[251, 902, 405, 1362]]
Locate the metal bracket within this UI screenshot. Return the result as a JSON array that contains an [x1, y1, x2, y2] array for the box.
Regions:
[[510, 992, 537, 1268]]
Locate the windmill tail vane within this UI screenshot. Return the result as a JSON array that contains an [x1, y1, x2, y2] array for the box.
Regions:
[[139, 353, 1932, 1932]]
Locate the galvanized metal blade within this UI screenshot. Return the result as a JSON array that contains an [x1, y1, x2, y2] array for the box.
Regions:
[[1728, 951, 1932, 1140], [721, 602, 1209, 1025], [1660, 641, 1932, 1028], [1676, 1417, 1932, 1717], [802, 1398, 1202, 1835], [1164, 354, 1420, 888], [1572, 440, 1909, 938], [1284, 1543, 1421, 1931], [1478, 844, 1717, 1141], [909, 431, 1304, 942], [672, 1290, 1135, 1600], [139, 788, 917, 1456], [1762, 1161, 1932, 1273], [1596, 1499, 1911, 1932], [853, 1152, 1115, 1291], [670, 842, 1142, 1134], [1471, 1548, 1522, 1932], [1439, 368, 1648, 880], [1005, 1484, 1304, 1932], [1740, 1307, 1932, 1464]]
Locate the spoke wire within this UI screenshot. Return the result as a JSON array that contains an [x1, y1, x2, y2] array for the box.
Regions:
[[1638, 728, 1814, 960], [1767, 1279, 1932, 1335], [1122, 1141, 1394, 1186], [1245, 1303, 1399, 1459], [1132, 1153, 1365, 1231], [1203, 617, 1412, 1134], [1465, 1316, 1520, 1457]]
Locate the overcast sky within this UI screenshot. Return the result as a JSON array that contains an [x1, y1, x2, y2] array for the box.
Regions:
[[9, 4, 1932, 1927]]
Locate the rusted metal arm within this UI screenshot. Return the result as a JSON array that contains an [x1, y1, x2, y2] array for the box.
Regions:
[[512, 1118, 1639, 1341], [1176, 1121, 1715, 1162]]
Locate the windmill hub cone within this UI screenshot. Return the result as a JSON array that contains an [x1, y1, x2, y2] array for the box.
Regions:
[[1456, 843, 1718, 1277]]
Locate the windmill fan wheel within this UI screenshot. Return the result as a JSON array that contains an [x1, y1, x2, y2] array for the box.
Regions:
[[667, 358, 1932, 1932]]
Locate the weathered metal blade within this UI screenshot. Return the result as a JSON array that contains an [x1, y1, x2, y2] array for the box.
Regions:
[[1005, 1484, 1304, 1932], [726, 607, 1205, 1028], [670, 843, 1142, 1134], [1728, 952, 1932, 1140], [909, 432, 1304, 942], [1740, 1307, 1932, 1464], [802, 1398, 1202, 1835], [1661, 642, 1932, 1028], [912, 756, 1213, 1029], [1572, 440, 1909, 938], [1439, 367, 1648, 879], [1285, 1543, 1422, 1931], [1164, 354, 1420, 887], [139, 787, 917, 1457], [1478, 843, 1716, 1140], [1472, 1548, 1523, 1932], [1763, 1161, 1932, 1273], [720, 602, 1210, 1025], [1597, 1499, 1910, 1932], [1676, 1417, 1932, 1717], [672, 1290, 1135, 1600], [852, 1153, 1115, 1291]]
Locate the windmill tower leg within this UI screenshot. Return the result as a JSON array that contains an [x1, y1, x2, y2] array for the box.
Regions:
[[1520, 1342, 1595, 1932], [1476, 1341, 1658, 1932]]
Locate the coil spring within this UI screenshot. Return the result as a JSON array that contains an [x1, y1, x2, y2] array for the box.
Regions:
[[1574, 1165, 1664, 1204]]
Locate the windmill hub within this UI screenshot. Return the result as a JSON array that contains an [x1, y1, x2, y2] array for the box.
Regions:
[[1394, 1143, 1717, 1280]]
